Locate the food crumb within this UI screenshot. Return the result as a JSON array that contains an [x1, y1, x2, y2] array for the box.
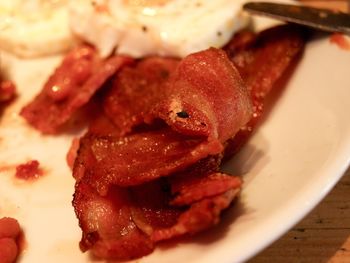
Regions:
[[15, 160, 43, 180], [330, 33, 350, 51]]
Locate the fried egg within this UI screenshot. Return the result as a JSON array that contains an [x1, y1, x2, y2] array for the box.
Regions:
[[0, 0, 75, 58], [70, 0, 250, 58]]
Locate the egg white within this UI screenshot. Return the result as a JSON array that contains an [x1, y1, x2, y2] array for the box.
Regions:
[[0, 0, 75, 58], [70, 0, 250, 58]]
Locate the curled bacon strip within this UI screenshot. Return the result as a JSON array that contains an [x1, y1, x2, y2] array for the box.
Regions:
[[20, 45, 134, 133], [104, 57, 180, 134], [74, 48, 251, 193], [72, 47, 250, 260], [73, 172, 240, 260], [224, 25, 307, 155]]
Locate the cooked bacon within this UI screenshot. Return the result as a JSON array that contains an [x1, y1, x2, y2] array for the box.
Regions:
[[104, 57, 179, 134], [73, 174, 240, 260], [20, 45, 134, 133], [149, 48, 252, 142], [152, 189, 239, 242], [128, 180, 184, 236], [159, 155, 241, 206], [170, 172, 241, 206], [130, 179, 240, 242], [88, 111, 122, 137], [73, 180, 154, 260], [72, 47, 250, 259], [225, 25, 306, 96], [73, 48, 251, 194], [104, 48, 252, 141], [71, 25, 306, 260], [74, 127, 223, 194], [224, 25, 306, 155]]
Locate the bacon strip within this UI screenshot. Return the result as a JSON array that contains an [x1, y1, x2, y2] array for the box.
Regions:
[[130, 178, 240, 242], [74, 173, 241, 260], [71, 25, 306, 261], [170, 172, 241, 206], [224, 24, 307, 155], [73, 48, 251, 193], [72, 47, 249, 260], [73, 180, 154, 260], [74, 128, 223, 195], [152, 189, 239, 242], [149, 48, 252, 142], [20, 45, 134, 133], [104, 57, 179, 134]]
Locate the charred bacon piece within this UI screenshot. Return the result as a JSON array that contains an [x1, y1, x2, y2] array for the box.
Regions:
[[73, 168, 241, 260], [73, 48, 251, 193], [74, 128, 223, 195], [104, 48, 252, 142], [148, 48, 252, 142], [20, 45, 134, 133], [224, 24, 306, 155], [73, 180, 154, 260], [104, 56, 180, 134]]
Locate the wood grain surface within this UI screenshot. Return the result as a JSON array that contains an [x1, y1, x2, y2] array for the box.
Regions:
[[298, 1, 349, 11], [250, 1, 350, 262], [249, 168, 350, 263]]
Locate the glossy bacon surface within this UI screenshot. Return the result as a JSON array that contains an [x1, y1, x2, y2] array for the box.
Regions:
[[72, 47, 251, 260], [74, 128, 223, 195], [73, 180, 154, 260], [73, 171, 241, 260], [150, 48, 252, 142], [104, 57, 179, 134], [20, 45, 133, 133], [224, 25, 306, 155]]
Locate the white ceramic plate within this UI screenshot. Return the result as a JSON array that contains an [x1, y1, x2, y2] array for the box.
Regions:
[[1, 10, 350, 263]]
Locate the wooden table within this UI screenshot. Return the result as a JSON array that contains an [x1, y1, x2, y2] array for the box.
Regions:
[[250, 1, 350, 262], [249, 168, 350, 262]]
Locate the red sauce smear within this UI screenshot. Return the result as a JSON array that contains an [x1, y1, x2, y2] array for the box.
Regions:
[[0, 217, 22, 263], [0, 164, 15, 173], [15, 160, 43, 180], [330, 33, 350, 51]]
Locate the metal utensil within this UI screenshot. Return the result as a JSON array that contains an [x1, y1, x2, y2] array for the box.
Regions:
[[243, 2, 350, 34]]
